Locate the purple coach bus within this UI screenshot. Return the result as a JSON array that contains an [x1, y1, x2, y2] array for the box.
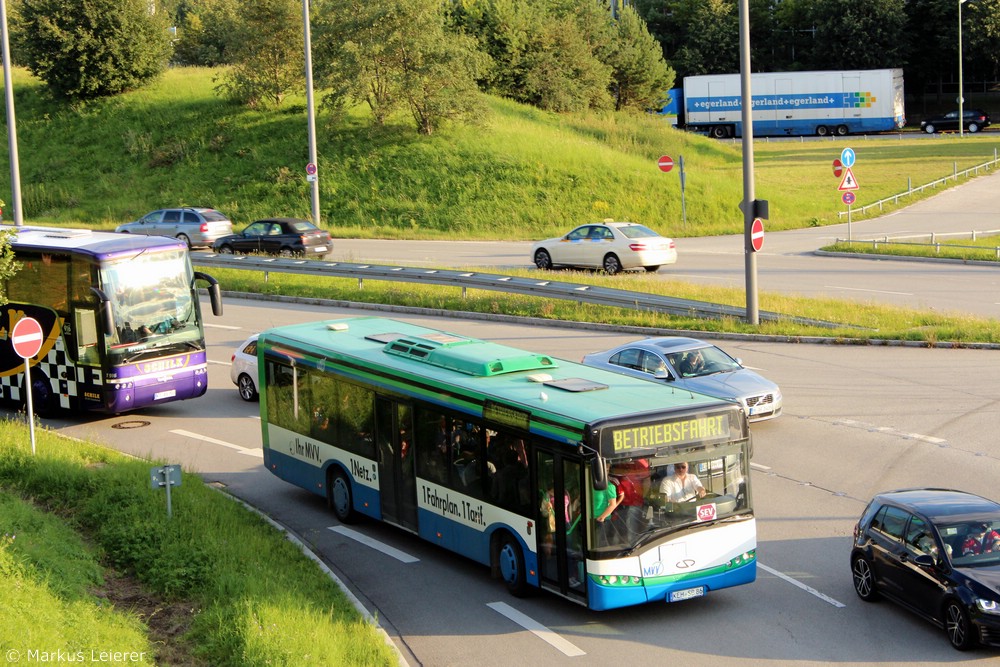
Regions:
[[0, 225, 222, 414]]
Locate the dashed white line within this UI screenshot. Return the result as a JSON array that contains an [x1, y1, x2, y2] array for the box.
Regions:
[[824, 285, 912, 296], [169, 429, 263, 458], [758, 563, 845, 608], [204, 323, 243, 330], [487, 601, 586, 657], [328, 525, 420, 563]]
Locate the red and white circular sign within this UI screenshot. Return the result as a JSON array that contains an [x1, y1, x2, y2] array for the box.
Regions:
[[750, 218, 764, 252], [657, 155, 674, 173], [833, 158, 843, 178], [12, 317, 44, 359]]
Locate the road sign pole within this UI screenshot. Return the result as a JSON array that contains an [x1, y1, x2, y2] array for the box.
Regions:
[[24, 358, 35, 455], [848, 204, 852, 241], [679, 155, 687, 228]]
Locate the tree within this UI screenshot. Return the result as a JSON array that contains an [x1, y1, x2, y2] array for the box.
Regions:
[[315, 0, 489, 133], [648, 0, 740, 79], [12, 0, 172, 100], [800, 0, 908, 71], [606, 6, 675, 111], [214, 0, 303, 108], [172, 0, 242, 66]]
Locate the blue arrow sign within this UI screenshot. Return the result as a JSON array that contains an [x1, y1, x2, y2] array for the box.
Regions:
[[840, 147, 856, 168]]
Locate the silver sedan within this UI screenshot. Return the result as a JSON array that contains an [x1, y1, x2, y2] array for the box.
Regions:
[[581, 337, 782, 422]]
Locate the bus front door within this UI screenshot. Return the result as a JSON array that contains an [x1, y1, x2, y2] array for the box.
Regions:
[[375, 398, 418, 531], [536, 449, 586, 597]]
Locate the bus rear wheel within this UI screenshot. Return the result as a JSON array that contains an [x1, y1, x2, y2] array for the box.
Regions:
[[21, 368, 54, 417], [497, 533, 529, 597], [328, 468, 357, 523]]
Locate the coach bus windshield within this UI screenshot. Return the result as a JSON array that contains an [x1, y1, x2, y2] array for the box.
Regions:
[[595, 440, 750, 552], [100, 249, 202, 361]]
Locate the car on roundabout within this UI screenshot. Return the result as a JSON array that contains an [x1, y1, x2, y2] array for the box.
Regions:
[[850, 488, 1000, 651], [581, 336, 781, 422], [230, 334, 259, 401], [212, 217, 332, 259], [531, 221, 677, 275], [920, 109, 991, 134]]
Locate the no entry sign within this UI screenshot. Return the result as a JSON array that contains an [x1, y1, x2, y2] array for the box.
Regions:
[[657, 155, 674, 172], [750, 218, 764, 252], [12, 317, 43, 359]]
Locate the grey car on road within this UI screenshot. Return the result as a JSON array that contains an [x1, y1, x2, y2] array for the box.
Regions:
[[116, 207, 234, 248]]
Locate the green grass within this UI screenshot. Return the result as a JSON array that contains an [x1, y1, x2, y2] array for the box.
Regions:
[[0, 421, 396, 666], [4, 66, 1000, 240], [215, 264, 1000, 345], [825, 234, 1000, 263]]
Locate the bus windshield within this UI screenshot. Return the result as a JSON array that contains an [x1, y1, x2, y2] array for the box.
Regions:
[[100, 249, 202, 361], [597, 440, 749, 552]]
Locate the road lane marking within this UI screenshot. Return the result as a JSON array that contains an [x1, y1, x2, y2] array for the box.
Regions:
[[204, 323, 243, 330], [328, 526, 419, 563], [824, 285, 913, 296], [487, 601, 586, 657], [750, 462, 771, 471], [170, 429, 263, 458], [758, 563, 845, 608]]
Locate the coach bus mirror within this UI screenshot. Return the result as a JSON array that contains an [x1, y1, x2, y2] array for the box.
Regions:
[[90, 287, 115, 334], [194, 271, 223, 316], [592, 455, 608, 491]]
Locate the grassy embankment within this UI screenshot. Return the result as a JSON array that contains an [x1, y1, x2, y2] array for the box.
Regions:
[[0, 421, 397, 666], [5, 66, 999, 342], [825, 233, 1000, 262]]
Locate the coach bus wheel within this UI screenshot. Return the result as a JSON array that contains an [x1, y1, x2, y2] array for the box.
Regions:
[[497, 533, 529, 597], [328, 468, 357, 523], [835, 124, 849, 136], [22, 368, 54, 417], [710, 125, 728, 139], [816, 125, 830, 137]]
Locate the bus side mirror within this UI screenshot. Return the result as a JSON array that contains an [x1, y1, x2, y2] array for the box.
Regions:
[[194, 271, 223, 316], [90, 287, 114, 334], [592, 454, 607, 491]]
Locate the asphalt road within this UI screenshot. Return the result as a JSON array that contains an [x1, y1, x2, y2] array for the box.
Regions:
[[328, 168, 1000, 319], [35, 296, 1000, 666]]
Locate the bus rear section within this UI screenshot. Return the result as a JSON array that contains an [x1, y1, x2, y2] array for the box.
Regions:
[[258, 316, 756, 611]]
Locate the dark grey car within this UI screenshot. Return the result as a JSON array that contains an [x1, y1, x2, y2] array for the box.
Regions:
[[116, 207, 234, 248], [920, 109, 991, 134]]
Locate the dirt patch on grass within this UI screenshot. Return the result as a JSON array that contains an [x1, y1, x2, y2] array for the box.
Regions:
[[93, 568, 204, 666]]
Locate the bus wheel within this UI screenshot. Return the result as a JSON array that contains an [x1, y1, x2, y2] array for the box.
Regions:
[[22, 368, 54, 417], [710, 125, 728, 139], [835, 125, 849, 136], [328, 468, 357, 523], [497, 533, 529, 597], [816, 125, 830, 137]]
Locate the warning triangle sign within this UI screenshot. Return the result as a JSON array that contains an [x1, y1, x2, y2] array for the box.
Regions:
[[838, 167, 859, 191]]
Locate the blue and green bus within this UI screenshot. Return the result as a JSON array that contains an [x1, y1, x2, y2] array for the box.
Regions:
[[259, 317, 755, 610]]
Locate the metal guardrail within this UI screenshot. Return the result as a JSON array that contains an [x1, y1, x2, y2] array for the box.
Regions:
[[837, 151, 1000, 219], [834, 229, 1000, 258], [191, 253, 843, 329]]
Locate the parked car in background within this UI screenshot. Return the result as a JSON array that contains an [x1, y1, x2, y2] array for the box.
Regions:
[[115, 207, 233, 248], [920, 109, 991, 134], [581, 336, 782, 422], [230, 334, 259, 401], [212, 218, 332, 259], [531, 221, 677, 275], [850, 488, 1000, 651]]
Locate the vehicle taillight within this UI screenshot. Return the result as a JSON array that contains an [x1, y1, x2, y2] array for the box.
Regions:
[[231, 353, 236, 362], [629, 243, 648, 252], [200, 223, 209, 232]]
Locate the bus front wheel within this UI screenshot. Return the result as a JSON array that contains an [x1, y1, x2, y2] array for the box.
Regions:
[[328, 468, 357, 523], [497, 533, 529, 597]]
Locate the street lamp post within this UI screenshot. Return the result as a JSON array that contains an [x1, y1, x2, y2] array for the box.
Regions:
[[958, 0, 966, 137]]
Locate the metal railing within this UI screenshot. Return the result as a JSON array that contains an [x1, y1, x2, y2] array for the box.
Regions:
[[837, 150, 1000, 219], [834, 229, 1000, 258], [191, 254, 843, 328]]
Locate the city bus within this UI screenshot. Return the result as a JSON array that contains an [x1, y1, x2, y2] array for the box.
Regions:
[[0, 225, 222, 414], [259, 316, 755, 610]]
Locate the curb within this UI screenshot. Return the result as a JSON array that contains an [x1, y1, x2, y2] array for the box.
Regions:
[[814, 249, 1000, 267]]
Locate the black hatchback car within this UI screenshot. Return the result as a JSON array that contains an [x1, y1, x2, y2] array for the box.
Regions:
[[851, 488, 1000, 650], [920, 109, 991, 134], [212, 217, 332, 259]]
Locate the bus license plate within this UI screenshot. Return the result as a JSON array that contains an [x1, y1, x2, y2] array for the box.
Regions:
[[154, 389, 176, 401], [670, 586, 705, 602]]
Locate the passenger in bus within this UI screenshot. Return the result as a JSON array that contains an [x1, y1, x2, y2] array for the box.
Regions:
[[593, 470, 623, 547], [659, 462, 706, 503], [120, 322, 137, 344], [611, 459, 650, 540]]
